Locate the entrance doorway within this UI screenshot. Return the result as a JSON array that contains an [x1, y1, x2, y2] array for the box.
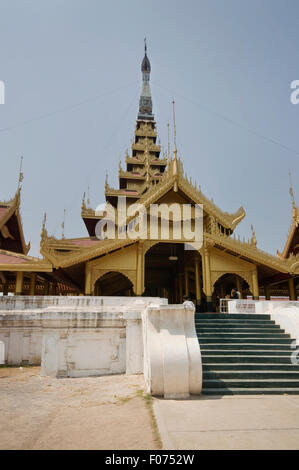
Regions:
[[144, 242, 203, 307]]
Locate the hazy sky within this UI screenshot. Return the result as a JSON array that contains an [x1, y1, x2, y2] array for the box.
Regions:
[[0, 0, 299, 257]]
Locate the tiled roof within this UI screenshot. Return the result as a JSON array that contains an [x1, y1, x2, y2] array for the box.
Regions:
[[0, 252, 27, 264]]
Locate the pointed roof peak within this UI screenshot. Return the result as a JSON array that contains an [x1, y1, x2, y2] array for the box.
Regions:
[[138, 38, 153, 121], [141, 37, 151, 74]]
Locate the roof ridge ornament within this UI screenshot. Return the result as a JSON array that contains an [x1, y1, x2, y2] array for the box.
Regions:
[[61, 209, 66, 239], [18, 156, 24, 191], [250, 224, 257, 247], [289, 170, 298, 220], [40, 212, 47, 245], [171, 100, 178, 190]]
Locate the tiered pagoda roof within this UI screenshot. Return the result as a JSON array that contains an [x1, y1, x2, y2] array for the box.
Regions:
[[82, 42, 168, 236]]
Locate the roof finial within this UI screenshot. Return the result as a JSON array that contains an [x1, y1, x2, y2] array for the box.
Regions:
[[250, 224, 257, 247], [144, 36, 147, 53], [81, 192, 86, 211], [40, 212, 47, 244], [61, 209, 66, 239], [167, 122, 170, 159], [172, 100, 177, 159], [87, 186, 90, 206], [18, 156, 24, 190], [289, 170, 296, 207]]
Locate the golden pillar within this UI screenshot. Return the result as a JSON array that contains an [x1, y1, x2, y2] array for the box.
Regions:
[[184, 267, 189, 296], [264, 285, 270, 300], [44, 281, 49, 295], [194, 255, 201, 305], [136, 244, 144, 295], [252, 266, 259, 300], [288, 278, 296, 301], [85, 263, 92, 295], [30, 273, 36, 296], [15, 271, 24, 295], [204, 247, 212, 308]]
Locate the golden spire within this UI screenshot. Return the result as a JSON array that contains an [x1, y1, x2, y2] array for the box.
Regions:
[[167, 122, 170, 160], [18, 156, 24, 190], [40, 212, 47, 245], [81, 192, 86, 211], [289, 170, 296, 209], [87, 186, 90, 206], [289, 171, 298, 221], [250, 224, 257, 247], [172, 101, 178, 187], [61, 209, 66, 239], [172, 100, 177, 160]]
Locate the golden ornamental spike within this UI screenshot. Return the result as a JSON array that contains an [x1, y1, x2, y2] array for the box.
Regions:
[[172, 100, 177, 160], [18, 156, 24, 190], [61, 209, 66, 239], [81, 192, 86, 211], [289, 171, 297, 221], [87, 186, 90, 206], [41, 212, 47, 243], [250, 224, 257, 247], [167, 122, 170, 159]]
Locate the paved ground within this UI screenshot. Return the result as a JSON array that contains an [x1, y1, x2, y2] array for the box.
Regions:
[[154, 394, 299, 450], [0, 367, 159, 450]]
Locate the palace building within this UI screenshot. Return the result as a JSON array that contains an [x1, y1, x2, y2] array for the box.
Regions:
[[1, 45, 299, 310]]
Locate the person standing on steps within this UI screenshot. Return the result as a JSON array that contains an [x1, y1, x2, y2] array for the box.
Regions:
[[182, 295, 195, 309], [230, 287, 240, 299]]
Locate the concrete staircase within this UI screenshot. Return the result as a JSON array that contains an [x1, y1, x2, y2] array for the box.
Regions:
[[196, 313, 299, 395]]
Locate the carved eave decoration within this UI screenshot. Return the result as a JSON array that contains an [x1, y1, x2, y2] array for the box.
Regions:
[[206, 230, 298, 273], [278, 204, 299, 259], [120, 158, 246, 231], [0, 188, 30, 255]]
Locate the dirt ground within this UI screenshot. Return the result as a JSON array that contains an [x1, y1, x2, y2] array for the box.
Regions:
[[0, 367, 159, 450]]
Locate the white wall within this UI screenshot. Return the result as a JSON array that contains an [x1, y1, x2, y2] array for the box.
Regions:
[[0, 296, 166, 373]]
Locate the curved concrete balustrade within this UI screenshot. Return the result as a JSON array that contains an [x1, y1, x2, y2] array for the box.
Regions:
[[142, 305, 202, 399], [0, 340, 4, 365]]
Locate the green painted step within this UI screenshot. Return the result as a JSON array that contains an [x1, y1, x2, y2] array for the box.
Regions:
[[203, 364, 299, 371], [201, 388, 299, 395], [201, 343, 293, 350], [204, 379, 299, 388], [202, 355, 295, 364], [202, 350, 292, 356], [196, 323, 281, 329], [197, 333, 289, 338], [195, 320, 277, 325], [196, 328, 285, 334], [199, 337, 292, 344], [203, 371, 299, 379], [196, 313, 271, 320]]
